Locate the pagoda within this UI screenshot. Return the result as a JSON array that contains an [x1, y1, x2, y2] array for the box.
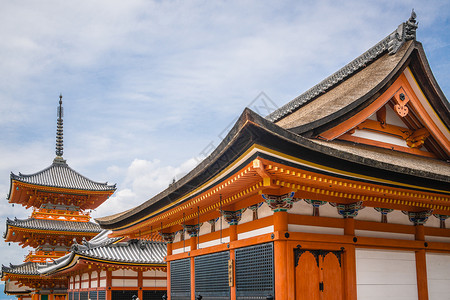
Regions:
[[2, 96, 116, 300]]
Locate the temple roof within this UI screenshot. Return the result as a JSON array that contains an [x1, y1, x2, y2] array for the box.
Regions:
[[97, 108, 450, 230], [97, 12, 450, 232], [2, 262, 39, 276], [4, 217, 102, 236], [10, 159, 116, 192], [38, 230, 166, 275]]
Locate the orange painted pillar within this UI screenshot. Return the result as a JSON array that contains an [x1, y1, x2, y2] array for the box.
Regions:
[[167, 262, 171, 300], [230, 249, 236, 300], [344, 217, 355, 236], [229, 225, 238, 242], [49, 295, 54, 300], [167, 243, 173, 256], [190, 235, 197, 251], [190, 257, 196, 300], [273, 211, 288, 300], [415, 225, 429, 300], [273, 211, 288, 232], [344, 245, 357, 300], [106, 270, 112, 300], [138, 270, 143, 300]]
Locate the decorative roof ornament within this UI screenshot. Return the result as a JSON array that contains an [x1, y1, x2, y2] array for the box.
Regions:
[[388, 9, 418, 55], [55, 94, 64, 162]]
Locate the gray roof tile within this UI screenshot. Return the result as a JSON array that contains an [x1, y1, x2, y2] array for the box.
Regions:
[[11, 160, 116, 192], [5, 217, 102, 234]]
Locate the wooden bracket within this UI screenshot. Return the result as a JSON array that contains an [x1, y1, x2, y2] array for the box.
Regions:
[[252, 159, 272, 186]]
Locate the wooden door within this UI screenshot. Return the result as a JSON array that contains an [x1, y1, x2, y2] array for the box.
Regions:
[[295, 249, 343, 300]]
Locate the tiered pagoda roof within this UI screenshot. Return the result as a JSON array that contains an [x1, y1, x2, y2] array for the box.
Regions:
[[10, 159, 116, 192], [38, 230, 166, 276]]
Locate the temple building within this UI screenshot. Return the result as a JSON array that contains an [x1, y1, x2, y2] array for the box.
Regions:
[[97, 12, 450, 300], [37, 230, 167, 300], [2, 96, 117, 300]]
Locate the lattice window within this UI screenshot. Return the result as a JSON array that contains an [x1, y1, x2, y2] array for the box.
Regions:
[[195, 251, 230, 300], [97, 290, 106, 300], [236, 242, 274, 300], [111, 291, 138, 300], [89, 290, 98, 300], [80, 292, 88, 300], [170, 258, 191, 300], [142, 290, 166, 300]]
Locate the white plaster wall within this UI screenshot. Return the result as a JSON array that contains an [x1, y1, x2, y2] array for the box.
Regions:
[[352, 129, 408, 147], [91, 279, 98, 288], [425, 236, 450, 243], [143, 279, 167, 287], [123, 269, 137, 276], [290, 200, 313, 216], [258, 203, 274, 219], [199, 221, 210, 236], [100, 270, 106, 278], [198, 236, 230, 249], [288, 224, 344, 235], [388, 210, 411, 225], [173, 231, 181, 243], [424, 215, 440, 228], [426, 253, 450, 300], [319, 203, 341, 218], [238, 226, 274, 240], [81, 273, 89, 281], [355, 230, 415, 240], [81, 281, 89, 289], [239, 208, 253, 224], [99, 279, 106, 287], [91, 272, 97, 279], [356, 249, 418, 300], [172, 246, 191, 255], [111, 279, 137, 287], [144, 269, 166, 277], [75, 275, 80, 289], [354, 207, 380, 222]]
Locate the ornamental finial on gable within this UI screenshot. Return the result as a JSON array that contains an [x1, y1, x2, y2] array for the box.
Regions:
[[405, 9, 418, 40], [388, 9, 418, 55]]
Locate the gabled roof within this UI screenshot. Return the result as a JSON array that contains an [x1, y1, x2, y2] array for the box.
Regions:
[[38, 230, 166, 275], [10, 158, 116, 192], [4, 217, 102, 237]]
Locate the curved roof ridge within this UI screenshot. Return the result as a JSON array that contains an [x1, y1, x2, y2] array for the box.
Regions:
[[266, 12, 418, 123], [10, 160, 116, 192]]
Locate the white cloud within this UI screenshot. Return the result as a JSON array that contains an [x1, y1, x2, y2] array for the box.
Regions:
[[93, 157, 197, 217]]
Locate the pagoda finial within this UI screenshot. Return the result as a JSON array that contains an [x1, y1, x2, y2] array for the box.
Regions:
[[55, 94, 64, 157]]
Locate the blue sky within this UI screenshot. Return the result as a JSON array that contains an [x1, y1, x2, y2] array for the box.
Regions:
[[0, 0, 449, 288]]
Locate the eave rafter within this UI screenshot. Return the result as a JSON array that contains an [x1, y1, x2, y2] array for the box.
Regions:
[[1, 274, 66, 290], [113, 160, 276, 239], [260, 159, 450, 214], [9, 181, 113, 210], [5, 227, 98, 248]]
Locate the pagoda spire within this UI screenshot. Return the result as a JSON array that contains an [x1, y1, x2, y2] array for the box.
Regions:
[[55, 94, 65, 161]]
